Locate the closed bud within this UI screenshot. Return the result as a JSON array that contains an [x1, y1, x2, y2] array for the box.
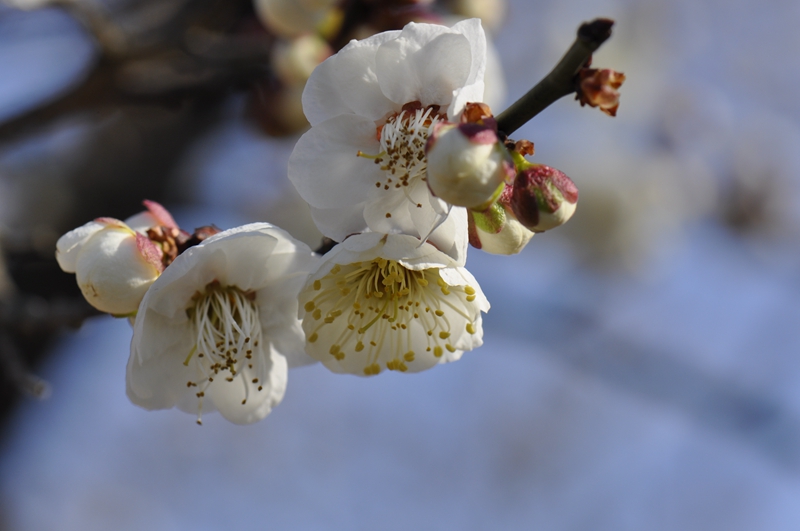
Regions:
[[425, 122, 515, 209], [511, 164, 578, 232], [55, 201, 178, 316], [468, 194, 534, 255], [272, 34, 332, 86], [253, 0, 339, 39]]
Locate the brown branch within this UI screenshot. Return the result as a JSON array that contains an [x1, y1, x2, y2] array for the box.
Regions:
[[495, 18, 614, 136]]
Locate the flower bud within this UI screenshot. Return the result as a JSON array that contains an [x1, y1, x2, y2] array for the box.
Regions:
[[425, 122, 514, 209], [468, 197, 534, 255], [577, 68, 626, 117], [56, 201, 178, 316], [511, 164, 578, 232], [253, 0, 338, 39], [272, 34, 332, 86], [57, 219, 163, 316], [449, 0, 507, 34]]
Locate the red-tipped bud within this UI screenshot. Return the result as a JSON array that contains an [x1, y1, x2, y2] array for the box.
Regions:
[[511, 164, 578, 232]]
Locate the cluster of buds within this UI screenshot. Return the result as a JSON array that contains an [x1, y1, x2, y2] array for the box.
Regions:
[[424, 104, 579, 255]]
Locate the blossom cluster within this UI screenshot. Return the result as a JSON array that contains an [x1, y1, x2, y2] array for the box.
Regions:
[[55, 16, 619, 425]]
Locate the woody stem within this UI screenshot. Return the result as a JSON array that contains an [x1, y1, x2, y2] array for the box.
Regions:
[[495, 18, 615, 136]]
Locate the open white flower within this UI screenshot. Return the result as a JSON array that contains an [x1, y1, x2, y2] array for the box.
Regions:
[[127, 223, 319, 425], [55, 200, 178, 316], [298, 232, 489, 376], [288, 19, 487, 257]]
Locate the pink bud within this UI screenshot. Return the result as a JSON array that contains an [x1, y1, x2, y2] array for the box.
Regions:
[[511, 164, 578, 232]]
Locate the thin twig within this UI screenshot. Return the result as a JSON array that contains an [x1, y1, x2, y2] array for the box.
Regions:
[[495, 18, 614, 136]]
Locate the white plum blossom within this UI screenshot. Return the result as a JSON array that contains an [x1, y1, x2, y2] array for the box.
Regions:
[[298, 232, 489, 376], [288, 19, 487, 257], [127, 223, 319, 425], [55, 200, 178, 316]]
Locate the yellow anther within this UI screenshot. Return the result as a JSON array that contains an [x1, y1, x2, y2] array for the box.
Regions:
[[446, 344, 456, 352], [464, 286, 476, 295], [404, 351, 415, 362], [466, 323, 475, 334], [466, 295, 476, 302], [439, 331, 450, 339], [313, 280, 321, 290], [355, 341, 364, 352], [433, 346, 443, 358], [304, 301, 315, 312], [308, 332, 318, 343], [435, 310, 444, 317], [313, 309, 322, 320]]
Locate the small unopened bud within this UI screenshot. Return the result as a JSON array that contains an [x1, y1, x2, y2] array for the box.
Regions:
[[426, 122, 515, 209], [449, 0, 507, 34], [577, 68, 626, 117], [57, 219, 163, 316], [272, 34, 332, 86], [55, 200, 180, 316], [511, 164, 578, 232], [253, 0, 338, 39], [468, 195, 534, 255]]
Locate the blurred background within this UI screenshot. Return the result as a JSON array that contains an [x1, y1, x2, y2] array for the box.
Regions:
[[1, 0, 800, 529]]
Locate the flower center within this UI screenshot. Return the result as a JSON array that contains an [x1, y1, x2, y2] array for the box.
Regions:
[[360, 102, 447, 197], [302, 258, 479, 375], [183, 281, 265, 424]]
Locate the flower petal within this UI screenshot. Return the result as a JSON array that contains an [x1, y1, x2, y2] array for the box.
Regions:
[[206, 346, 288, 425], [450, 18, 487, 89], [55, 220, 105, 272], [302, 30, 400, 125], [309, 203, 368, 242], [427, 205, 468, 265], [289, 114, 383, 209]]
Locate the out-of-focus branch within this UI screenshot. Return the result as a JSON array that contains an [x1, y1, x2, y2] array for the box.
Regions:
[[495, 18, 614, 135]]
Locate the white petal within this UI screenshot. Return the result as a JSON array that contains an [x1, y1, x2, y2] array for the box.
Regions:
[[375, 23, 449, 105], [363, 187, 417, 236], [301, 51, 353, 126], [408, 180, 447, 243], [330, 36, 399, 121], [55, 220, 105, 272], [309, 203, 368, 242], [288, 114, 383, 209], [302, 30, 400, 125], [206, 347, 287, 425], [415, 32, 473, 106], [127, 307, 193, 408], [427, 206, 469, 265], [449, 18, 487, 89], [448, 80, 485, 119], [123, 211, 159, 233]]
